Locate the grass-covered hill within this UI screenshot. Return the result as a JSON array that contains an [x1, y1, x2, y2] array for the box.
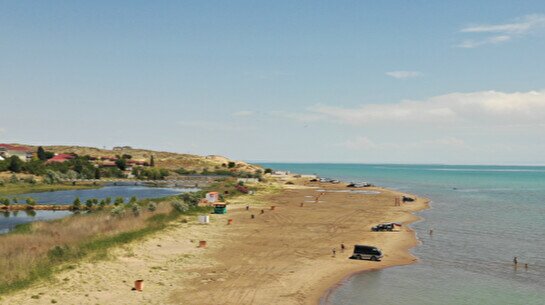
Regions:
[[40, 145, 261, 173]]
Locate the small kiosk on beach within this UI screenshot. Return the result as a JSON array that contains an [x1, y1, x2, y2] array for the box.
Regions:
[[213, 202, 227, 214]]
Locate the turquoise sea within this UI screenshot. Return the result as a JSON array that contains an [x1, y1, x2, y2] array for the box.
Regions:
[[259, 163, 545, 305]]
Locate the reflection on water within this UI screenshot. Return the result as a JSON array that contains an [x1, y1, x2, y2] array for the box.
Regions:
[[0, 210, 73, 234], [5, 185, 194, 205], [0, 185, 193, 234]]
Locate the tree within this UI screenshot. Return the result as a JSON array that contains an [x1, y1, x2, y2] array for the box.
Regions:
[[37, 146, 46, 161], [115, 158, 127, 171], [8, 156, 23, 173], [94, 168, 101, 179], [85, 199, 93, 209], [72, 197, 81, 210], [150, 155, 155, 167]]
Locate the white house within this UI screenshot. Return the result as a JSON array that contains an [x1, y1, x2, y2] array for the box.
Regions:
[[0, 144, 33, 161], [205, 192, 219, 203]]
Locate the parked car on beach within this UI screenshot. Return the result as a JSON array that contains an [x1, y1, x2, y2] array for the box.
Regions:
[[347, 182, 372, 188], [350, 245, 383, 261], [371, 223, 398, 231]]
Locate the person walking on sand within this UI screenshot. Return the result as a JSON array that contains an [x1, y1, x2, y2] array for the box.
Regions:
[[332, 248, 336, 257], [513, 256, 518, 265], [341, 243, 346, 253]]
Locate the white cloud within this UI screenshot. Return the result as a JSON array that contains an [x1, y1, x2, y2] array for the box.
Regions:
[[270, 111, 325, 123], [232, 110, 254, 117], [385, 71, 421, 79], [457, 14, 545, 48], [290, 90, 545, 127], [457, 35, 512, 48]]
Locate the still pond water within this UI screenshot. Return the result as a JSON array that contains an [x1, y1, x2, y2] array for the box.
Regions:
[[0, 185, 193, 234]]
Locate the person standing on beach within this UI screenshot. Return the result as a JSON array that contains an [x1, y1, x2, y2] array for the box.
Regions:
[[513, 256, 518, 265], [332, 248, 336, 257], [340, 243, 346, 253]]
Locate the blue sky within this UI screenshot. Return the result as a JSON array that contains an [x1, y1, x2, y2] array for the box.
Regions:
[[2, 1, 545, 164]]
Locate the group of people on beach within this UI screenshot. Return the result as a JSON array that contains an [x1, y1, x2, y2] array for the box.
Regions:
[[332, 243, 346, 257]]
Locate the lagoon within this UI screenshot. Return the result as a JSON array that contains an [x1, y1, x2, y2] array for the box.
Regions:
[[0, 185, 194, 233]]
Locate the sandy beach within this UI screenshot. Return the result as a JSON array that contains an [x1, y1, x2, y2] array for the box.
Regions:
[[1, 179, 428, 305]]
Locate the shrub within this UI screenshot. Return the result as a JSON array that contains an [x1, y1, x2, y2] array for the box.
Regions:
[[25, 198, 37, 206], [12, 197, 18, 204], [48, 245, 69, 262], [9, 174, 19, 184], [43, 170, 61, 184], [170, 200, 189, 213], [65, 170, 79, 180], [99, 200, 106, 209], [110, 205, 125, 217], [129, 196, 137, 204], [264, 168, 273, 174], [0, 198, 10, 206], [24, 177, 37, 184], [85, 199, 93, 209], [179, 192, 201, 207], [147, 202, 157, 212], [131, 204, 141, 217], [114, 197, 124, 206], [227, 162, 236, 168], [105, 197, 112, 205]]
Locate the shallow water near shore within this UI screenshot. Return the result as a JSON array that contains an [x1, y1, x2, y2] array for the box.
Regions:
[[0, 185, 193, 233], [260, 163, 545, 305]]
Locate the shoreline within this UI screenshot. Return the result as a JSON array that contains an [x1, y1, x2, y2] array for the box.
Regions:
[[0, 177, 430, 305], [317, 189, 429, 305]]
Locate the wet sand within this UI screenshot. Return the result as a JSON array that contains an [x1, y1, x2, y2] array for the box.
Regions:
[[0, 179, 428, 305]]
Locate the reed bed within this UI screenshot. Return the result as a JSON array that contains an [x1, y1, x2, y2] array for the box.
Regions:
[[0, 201, 208, 293]]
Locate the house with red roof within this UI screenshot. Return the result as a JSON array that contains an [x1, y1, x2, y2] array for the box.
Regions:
[[0, 144, 34, 161], [46, 154, 75, 164]]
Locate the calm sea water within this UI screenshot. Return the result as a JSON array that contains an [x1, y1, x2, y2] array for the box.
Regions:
[[259, 163, 545, 305], [0, 185, 192, 233]]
